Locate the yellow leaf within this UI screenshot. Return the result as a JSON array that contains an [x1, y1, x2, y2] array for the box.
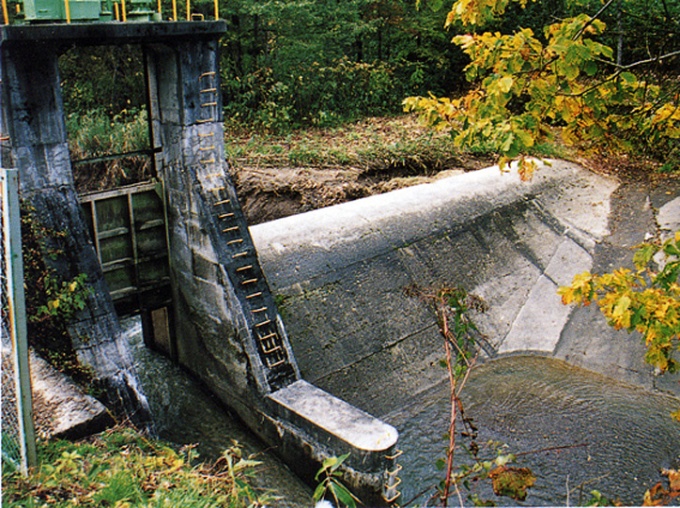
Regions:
[[662, 468, 680, 491], [498, 76, 514, 93], [671, 409, 680, 422], [611, 295, 632, 328]]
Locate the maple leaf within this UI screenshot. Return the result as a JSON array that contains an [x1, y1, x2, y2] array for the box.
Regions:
[[488, 465, 536, 501]]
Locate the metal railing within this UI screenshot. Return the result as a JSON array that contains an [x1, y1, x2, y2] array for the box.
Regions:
[[1, 0, 220, 25], [1, 168, 37, 476]]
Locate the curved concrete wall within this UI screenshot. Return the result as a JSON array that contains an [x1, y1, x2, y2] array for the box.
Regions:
[[252, 160, 679, 418]]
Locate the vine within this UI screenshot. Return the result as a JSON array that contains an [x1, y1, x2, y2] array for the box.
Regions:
[[20, 203, 94, 388], [405, 285, 535, 506]]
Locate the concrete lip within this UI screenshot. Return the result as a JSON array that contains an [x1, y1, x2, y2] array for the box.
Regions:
[[269, 380, 398, 452], [0, 20, 227, 47]]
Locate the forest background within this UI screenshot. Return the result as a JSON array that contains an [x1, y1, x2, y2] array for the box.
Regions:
[[59, 0, 679, 160]]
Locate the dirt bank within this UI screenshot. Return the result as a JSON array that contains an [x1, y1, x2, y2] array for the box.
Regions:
[[231, 158, 492, 225]]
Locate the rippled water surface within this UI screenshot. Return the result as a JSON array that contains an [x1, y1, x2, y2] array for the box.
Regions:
[[386, 356, 680, 506], [125, 315, 679, 506], [123, 317, 312, 506]]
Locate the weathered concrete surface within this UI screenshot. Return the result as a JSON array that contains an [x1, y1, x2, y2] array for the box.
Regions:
[[147, 38, 397, 504], [1, 37, 153, 430], [269, 380, 398, 469], [252, 159, 680, 419], [29, 351, 114, 440]]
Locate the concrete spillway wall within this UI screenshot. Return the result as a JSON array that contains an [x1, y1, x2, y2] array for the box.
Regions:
[[252, 159, 679, 419]]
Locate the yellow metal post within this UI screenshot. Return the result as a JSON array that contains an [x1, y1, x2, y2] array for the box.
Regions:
[[64, 0, 71, 23], [213, 0, 218, 20], [185, 0, 189, 20], [157, 0, 161, 16], [2, 0, 9, 25], [171, 0, 176, 20], [121, 0, 126, 21], [114, 2, 119, 20]]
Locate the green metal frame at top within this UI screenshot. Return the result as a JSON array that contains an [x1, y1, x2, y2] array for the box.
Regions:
[[3, 0, 219, 24]]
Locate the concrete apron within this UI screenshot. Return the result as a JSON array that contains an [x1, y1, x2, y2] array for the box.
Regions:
[[251, 159, 680, 421]]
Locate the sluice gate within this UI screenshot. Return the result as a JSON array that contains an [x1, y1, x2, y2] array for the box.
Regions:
[[1, 20, 400, 504]]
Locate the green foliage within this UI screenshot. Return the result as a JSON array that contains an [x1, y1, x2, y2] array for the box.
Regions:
[[219, 0, 467, 131], [66, 107, 149, 159], [20, 204, 95, 387], [405, 0, 680, 174], [35, 272, 90, 321], [59, 45, 146, 119], [313, 453, 361, 508], [1, 426, 273, 507], [585, 489, 622, 506], [559, 232, 680, 420]]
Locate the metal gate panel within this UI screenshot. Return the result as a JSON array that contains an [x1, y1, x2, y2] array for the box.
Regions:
[[80, 181, 171, 317]]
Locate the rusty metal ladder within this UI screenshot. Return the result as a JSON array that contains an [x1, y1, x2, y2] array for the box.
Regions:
[[194, 69, 297, 389], [210, 187, 292, 375]]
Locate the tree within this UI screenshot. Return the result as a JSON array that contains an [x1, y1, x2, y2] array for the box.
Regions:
[[404, 0, 680, 179], [405, 0, 680, 421], [558, 233, 680, 421]]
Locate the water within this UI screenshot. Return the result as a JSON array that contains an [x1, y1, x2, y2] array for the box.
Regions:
[[386, 356, 680, 506], [124, 315, 679, 506], [122, 317, 312, 506]]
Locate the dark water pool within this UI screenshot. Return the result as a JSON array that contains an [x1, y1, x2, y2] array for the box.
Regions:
[[385, 356, 680, 506]]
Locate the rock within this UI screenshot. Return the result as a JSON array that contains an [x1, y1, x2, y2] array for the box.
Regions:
[[29, 351, 114, 440]]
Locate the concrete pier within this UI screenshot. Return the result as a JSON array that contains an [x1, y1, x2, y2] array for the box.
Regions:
[[1, 21, 400, 503]]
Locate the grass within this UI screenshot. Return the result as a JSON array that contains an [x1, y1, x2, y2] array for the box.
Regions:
[[225, 115, 493, 173], [1, 425, 276, 507]]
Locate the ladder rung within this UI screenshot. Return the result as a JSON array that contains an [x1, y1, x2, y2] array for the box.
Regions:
[[255, 319, 272, 328], [199, 146, 216, 151], [201, 102, 218, 107], [227, 238, 244, 245], [218, 212, 235, 219], [246, 292, 263, 299], [258, 331, 277, 341], [197, 118, 215, 124], [201, 88, 218, 93], [199, 71, 216, 79], [223, 226, 239, 233], [204, 172, 220, 179], [252, 307, 268, 313], [236, 265, 252, 272], [262, 344, 282, 354], [198, 132, 214, 138], [267, 358, 286, 368], [232, 251, 249, 259], [214, 199, 231, 206], [201, 158, 216, 164], [242, 278, 258, 285]]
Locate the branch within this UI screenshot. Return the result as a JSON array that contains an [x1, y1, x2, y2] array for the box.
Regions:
[[559, 49, 680, 100], [613, 49, 680, 70], [574, 0, 617, 40]]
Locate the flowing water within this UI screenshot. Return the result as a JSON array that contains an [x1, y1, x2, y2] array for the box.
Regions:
[[386, 356, 680, 506], [125, 316, 679, 506], [122, 317, 313, 506]]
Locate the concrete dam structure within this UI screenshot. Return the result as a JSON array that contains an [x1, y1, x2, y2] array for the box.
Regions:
[[3, 17, 678, 506], [252, 159, 680, 419], [1, 20, 399, 504]]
